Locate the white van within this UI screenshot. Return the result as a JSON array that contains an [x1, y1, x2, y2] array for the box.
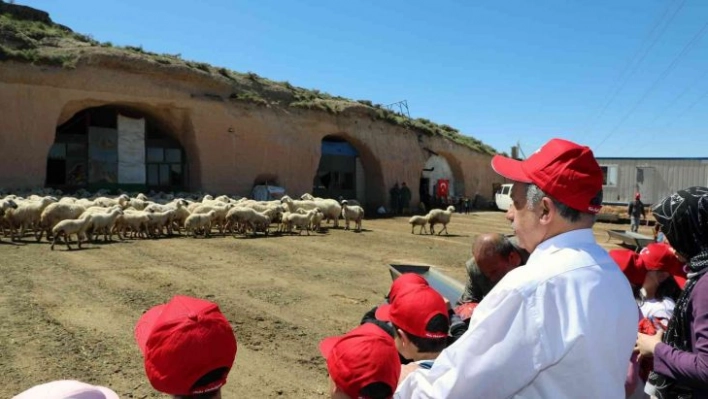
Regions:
[[495, 184, 513, 211]]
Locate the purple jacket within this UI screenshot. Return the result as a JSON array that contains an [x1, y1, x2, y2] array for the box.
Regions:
[[653, 273, 708, 395]]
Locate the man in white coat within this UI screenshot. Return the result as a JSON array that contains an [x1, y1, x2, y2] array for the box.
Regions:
[[396, 138, 638, 398]]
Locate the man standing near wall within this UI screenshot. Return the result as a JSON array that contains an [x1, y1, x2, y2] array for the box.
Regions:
[[400, 182, 412, 216], [628, 192, 646, 233], [390, 183, 401, 215]]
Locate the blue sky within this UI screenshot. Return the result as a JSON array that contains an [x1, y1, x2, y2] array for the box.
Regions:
[[17, 0, 708, 157]]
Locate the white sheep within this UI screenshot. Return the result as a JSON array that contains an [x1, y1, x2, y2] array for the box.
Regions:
[[192, 203, 232, 235], [281, 195, 341, 229], [145, 209, 175, 237], [0, 198, 18, 216], [225, 207, 269, 235], [427, 205, 456, 235], [93, 194, 130, 208], [114, 210, 151, 239], [408, 215, 429, 234], [38, 203, 87, 241], [4, 196, 56, 241], [0, 198, 18, 240], [282, 209, 317, 235], [310, 209, 324, 232], [338, 196, 361, 207], [341, 201, 364, 232], [51, 215, 93, 250], [184, 210, 216, 238], [85, 208, 123, 242]]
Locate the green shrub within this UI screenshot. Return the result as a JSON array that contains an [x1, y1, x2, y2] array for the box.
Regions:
[[125, 45, 144, 53]]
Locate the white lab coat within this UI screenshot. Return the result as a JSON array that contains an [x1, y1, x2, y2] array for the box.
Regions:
[[397, 229, 638, 399]]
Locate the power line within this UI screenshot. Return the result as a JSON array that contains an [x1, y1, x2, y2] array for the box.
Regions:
[[646, 65, 708, 126], [662, 85, 708, 128], [595, 18, 708, 151], [578, 0, 686, 135], [633, 82, 708, 153]]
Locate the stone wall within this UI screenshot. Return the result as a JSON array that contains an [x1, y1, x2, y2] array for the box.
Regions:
[[0, 61, 503, 207]]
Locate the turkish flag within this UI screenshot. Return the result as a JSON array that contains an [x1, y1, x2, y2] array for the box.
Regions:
[[437, 179, 449, 198]]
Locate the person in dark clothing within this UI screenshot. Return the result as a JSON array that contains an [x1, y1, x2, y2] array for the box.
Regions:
[[628, 193, 646, 232], [389, 183, 400, 215], [459, 233, 529, 305], [399, 182, 412, 216], [464, 198, 471, 214], [636, 186, 708, 398]]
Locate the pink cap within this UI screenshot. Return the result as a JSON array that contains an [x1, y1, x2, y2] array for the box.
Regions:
[[12, 380, 119, 399]]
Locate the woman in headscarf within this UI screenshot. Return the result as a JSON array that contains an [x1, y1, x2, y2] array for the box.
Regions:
[[635, 186, 708, 398]]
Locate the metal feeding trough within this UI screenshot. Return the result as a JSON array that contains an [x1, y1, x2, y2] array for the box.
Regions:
[[606, 230, 655, 251], [388, 263, 465, 303]]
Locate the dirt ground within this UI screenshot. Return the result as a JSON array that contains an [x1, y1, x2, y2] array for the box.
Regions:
[[0, 211, 655, 398]]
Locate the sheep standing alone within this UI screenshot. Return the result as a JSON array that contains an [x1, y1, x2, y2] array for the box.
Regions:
[[427, 205, 456, 235], [408, 215, 429, 234], [341, 200, 364, 232]]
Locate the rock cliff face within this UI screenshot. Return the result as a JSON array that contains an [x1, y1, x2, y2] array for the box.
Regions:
[[0, 3, 504, 207]]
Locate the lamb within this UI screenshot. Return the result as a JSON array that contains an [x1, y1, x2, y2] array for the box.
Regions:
[[114, 210, 152, 239], [310, 209, 324, 232], [50, 215, 93, 250], [144, 209, 175, 237], [408, 215, 429, 234], [184, 210, 216, 238], [192, 203, 233, 234], [341, 200, 364, 232], [282, 209, 317, 235], [427, 205, 456, 235], [84, 208, 123, 242], [281, 195, 341, 228], [225, 207, 270, 236], [38, 203, 87, 241]]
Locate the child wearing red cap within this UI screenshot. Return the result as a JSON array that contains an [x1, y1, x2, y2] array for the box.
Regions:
[[319, 323, 401, 399], [134, 295, 238, 399], [360, 273, 429, 338], [637, 243, 685, 330], [374, 286, 449, 398]]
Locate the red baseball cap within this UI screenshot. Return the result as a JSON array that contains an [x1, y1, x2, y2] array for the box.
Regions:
[[639, 243, 687, 289], [387, 273, 428, 303], [609, 249, 647, 287], [134, 296, 238, 395], [491, 138, 603, 214], [319, 323, 401, 399], [375, 286, 449, 339]]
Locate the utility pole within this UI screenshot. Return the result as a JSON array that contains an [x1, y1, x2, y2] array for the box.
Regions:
[[385, 100, 411, 119]]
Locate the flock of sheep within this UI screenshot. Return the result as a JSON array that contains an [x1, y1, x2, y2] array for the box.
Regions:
[[0, 191, 366, 250], [0, 190, 457, 251]]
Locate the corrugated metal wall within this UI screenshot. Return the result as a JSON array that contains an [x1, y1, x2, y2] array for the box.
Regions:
[[596, 158, 708, 205]]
